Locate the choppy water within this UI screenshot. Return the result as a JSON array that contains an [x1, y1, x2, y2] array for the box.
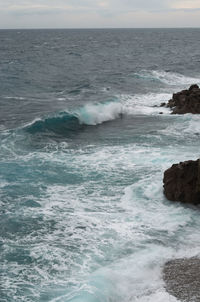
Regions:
[[1, 28, 200, 302]]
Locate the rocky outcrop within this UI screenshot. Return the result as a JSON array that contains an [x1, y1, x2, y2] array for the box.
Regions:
[[166, 84, 200, 114], [163, 159, 200, 204], [163, 258, 200, 302]]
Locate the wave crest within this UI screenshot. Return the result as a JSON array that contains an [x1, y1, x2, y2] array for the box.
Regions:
[[25, 101, 123, 135], [77, 101, 123, 125], [133, 70, 200, 86]]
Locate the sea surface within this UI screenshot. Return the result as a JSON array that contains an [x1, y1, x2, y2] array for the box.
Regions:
[[0, 28, 200, 302]]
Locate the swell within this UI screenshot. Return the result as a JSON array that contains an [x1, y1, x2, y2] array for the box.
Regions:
[[133, 70, 200, 86], [25, 113, 81, 135], [25, 101, 123, 135]]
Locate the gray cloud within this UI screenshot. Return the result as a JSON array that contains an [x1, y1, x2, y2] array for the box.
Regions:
[[0, 0, 199, 28]]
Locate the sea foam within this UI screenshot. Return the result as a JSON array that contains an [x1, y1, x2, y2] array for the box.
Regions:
[[75, 101, 123, 125], [24, 101, 123, 134], [133, 70, 200, 86]]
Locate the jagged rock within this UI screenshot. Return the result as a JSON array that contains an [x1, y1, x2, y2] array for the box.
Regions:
[[163, 258, 200, 302], [164, 84, 200, 114], [163, 159, 200, 204], [166, 98, 175, 108]]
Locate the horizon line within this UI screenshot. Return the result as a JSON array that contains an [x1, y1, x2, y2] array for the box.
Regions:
[[0, 26, 200, 30]]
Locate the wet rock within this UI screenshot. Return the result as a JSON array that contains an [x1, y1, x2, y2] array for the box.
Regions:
[[165, 84, 200, 114], [189, 84, 199, 91], [163, 258, 200, 302], [163, 159, 200, 204], [166, 98, 175, 108]]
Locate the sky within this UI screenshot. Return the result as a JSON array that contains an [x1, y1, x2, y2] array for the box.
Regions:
[[0, 0, 200, 29]]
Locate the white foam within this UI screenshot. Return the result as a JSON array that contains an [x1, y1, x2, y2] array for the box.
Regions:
[[135, 291, 178, 302], [152, 70, 200, 86], [57, 97, 66, 101], [121, 93, 171, 115], [159, 114, 200, 137], [4, 96, 25, 100], [75, 101, 123, 125], [134, 70, 200, 86]]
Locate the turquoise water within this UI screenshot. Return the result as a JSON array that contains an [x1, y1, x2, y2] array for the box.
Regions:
[[1, 29, 200, 302]]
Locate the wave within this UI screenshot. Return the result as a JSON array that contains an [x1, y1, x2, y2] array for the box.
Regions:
[[121, 92, 172, 115], [25, 101, 123, 135], [4, 96, 25, 100], [133, 70, 200, 86], [159, 114, 200, 138]]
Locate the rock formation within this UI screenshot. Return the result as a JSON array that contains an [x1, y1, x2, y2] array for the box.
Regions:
[[165, 84, 200, 114], [163, 258, 200, 302], [163, 159, 200, 204]]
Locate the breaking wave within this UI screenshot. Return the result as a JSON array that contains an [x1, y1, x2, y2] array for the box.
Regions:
[[25, 101, 123, 135], [133, 70, 200, 86]]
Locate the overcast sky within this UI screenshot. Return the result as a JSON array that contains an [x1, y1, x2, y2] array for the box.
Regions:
[[0, 0, 200, 29]]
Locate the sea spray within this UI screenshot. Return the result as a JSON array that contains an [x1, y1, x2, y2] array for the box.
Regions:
[[133, 70, 200, 86], [76, 102, 123, 125], [25, 101, 123, 135]]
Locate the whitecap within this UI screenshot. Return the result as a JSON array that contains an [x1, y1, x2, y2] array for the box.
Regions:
[[121, 93, 171, 115], [75, 101, 123, 125], [133, 70, 200, 86]]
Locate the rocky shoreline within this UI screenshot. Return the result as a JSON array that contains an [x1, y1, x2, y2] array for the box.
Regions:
[[162, 85, 200, 300], [162, 84, 200, 114]]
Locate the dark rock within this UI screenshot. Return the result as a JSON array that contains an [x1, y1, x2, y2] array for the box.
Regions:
[[166, 98, 175, 108], [160, 102, 166, 107], [165, 84, 200, 114], [159, 112, 163, 114], [189, 84, 199, 91], [163, 159, 200, 204], [163, 258, 200, 302]]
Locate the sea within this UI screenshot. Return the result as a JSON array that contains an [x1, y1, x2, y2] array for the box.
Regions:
[[0, 28, 200, 302]]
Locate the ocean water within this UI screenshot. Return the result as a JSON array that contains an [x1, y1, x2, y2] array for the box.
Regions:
[[0, 28, 200, 302]]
